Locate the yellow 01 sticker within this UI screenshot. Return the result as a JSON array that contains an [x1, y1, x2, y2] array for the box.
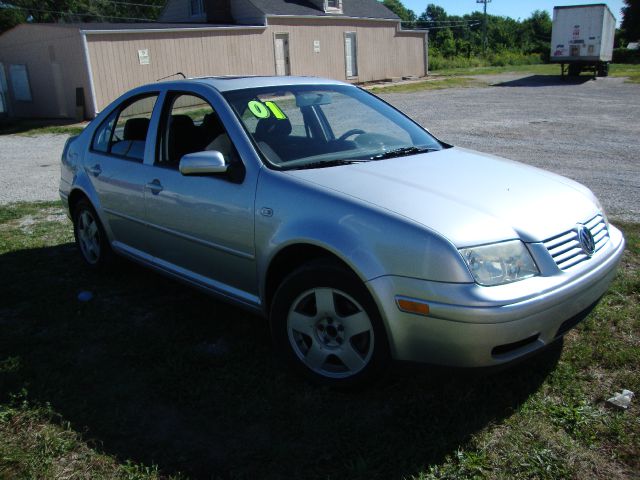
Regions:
[[248, 100, 288, 120]]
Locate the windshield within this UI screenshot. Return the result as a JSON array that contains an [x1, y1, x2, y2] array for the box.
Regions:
[[223, 84, 443, 170]]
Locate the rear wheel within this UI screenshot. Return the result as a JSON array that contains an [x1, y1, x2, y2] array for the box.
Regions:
[[597, 63, 609, 77], [568, 64, 581, 77], [270, 260, 389, 388], [72, 199, 113, 268]]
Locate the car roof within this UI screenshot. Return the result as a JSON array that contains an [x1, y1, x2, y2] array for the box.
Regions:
[[156, 75, 349, 93]]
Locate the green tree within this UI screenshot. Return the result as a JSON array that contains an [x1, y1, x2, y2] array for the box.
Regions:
[[2, 0, 164, 31], [417, 4, 451, 53], [520, 9, 552, 55], [382, 0, 416, 23], [419, 3, 447, 24], [438, 27, 456, 57], [0, 6, 26, 33], [621, 0, 640, 42]]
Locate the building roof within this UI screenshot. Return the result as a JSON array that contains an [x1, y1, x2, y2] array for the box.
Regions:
[[73, 22, 237, 30], [7, 22, 265, 33], [248, 0, 399, 20]]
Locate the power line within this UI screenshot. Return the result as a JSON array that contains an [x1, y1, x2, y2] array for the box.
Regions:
[[92, 1, 163, 8], [410, 20, 482, 25], [425, 23, 481, 29], [401, 22, 481, 30], [403, 20, 482, 28], [416, 20, 480, 24]]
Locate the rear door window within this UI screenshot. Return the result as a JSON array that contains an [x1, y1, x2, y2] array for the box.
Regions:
[[91, 94, 158, 162]]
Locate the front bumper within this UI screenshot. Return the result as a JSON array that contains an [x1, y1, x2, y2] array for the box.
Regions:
[[368, 225, 625, 367]]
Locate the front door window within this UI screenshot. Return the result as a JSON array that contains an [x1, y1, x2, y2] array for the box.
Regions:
[[158, 93, 236, 169]]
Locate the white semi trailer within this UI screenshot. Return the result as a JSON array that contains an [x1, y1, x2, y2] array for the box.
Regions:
[[550, 4, 616, 77]]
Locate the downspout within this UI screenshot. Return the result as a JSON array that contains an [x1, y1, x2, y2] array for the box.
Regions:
[[80, 31, 98, 118], [424, 30, 429, 76]]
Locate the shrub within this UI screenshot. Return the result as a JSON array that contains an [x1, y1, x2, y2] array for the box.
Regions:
[[428, 51, 543, 71], [613, 48, 640, 64], [487, 51, 542, 66]]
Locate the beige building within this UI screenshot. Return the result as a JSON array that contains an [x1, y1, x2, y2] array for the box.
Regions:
[[0, 0, 427, 119]]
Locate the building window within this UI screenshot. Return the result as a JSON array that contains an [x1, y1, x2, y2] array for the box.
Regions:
[[325, 0, 342, 13], [190, 0, 204, 16], [9, 64, 31, 102]]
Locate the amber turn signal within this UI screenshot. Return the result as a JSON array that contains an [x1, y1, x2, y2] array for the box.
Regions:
[[396, 297, 430, 316]]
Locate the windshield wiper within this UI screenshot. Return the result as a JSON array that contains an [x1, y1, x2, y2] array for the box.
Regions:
[[292, 159, 370, 170], [370, 146, 438, 160]]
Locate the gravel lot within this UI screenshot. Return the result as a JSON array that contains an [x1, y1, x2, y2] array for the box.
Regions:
[[1, 73, 638, 221], [383, 74, 640, 222], [0, 134, 69, 205]]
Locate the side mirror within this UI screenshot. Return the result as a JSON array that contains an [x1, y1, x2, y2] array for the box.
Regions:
[[179, 150, 228, 176]]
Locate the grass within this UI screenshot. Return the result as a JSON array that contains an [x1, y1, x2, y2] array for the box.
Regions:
[[0, 202, 638, 479], [431, 63, 559, 77], [366, 63, 640, 94], [430, 63, 640, 81], [609, 64, 640, 83], [369, 77, 487, 94], [427, 52, 544, 72]]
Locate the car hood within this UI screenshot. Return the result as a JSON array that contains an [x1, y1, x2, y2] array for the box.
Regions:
[[285, 147, 599, 246]]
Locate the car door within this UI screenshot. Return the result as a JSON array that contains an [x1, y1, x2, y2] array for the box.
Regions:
[[143, 91, 258, 304], [85, 93, 160, 254]]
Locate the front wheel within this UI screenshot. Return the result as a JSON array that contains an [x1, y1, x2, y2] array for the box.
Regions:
[[270, 260, 390, 388]]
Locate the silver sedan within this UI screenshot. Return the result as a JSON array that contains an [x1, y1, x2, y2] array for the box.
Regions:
[[60, 76, 625, 387]]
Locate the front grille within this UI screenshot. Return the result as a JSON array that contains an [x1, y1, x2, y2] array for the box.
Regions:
[[543, 214, 609, 270]]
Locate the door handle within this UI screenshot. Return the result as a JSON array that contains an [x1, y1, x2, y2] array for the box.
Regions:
[[145, 179, 163, 195], [87, 164, 102, 176]]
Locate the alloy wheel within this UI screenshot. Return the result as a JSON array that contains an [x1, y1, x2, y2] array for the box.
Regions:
[[287, 287, 375, 379]]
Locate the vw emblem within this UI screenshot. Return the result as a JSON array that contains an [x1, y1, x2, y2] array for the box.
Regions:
[[576, 225, 595, 256]]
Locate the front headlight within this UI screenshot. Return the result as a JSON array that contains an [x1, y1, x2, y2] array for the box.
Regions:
[[460, 240, 539, 286]]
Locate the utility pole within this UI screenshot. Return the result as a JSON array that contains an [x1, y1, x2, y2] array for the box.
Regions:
[[476, 0, 491, 55]]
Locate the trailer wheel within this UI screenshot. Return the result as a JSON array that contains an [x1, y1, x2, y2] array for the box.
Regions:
[[597, 63, 609, 77], [568, 64, 581, 77]]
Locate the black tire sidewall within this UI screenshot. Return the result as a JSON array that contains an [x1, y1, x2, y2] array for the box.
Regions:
[[270, 261, 390, 388]]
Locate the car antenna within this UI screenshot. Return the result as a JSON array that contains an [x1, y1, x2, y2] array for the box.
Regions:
[[156, 72, 187, 81]]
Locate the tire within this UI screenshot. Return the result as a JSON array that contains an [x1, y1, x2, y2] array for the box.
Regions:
[[72, 199, 114, 269], [597, 63, 609, 77], [270, 259, 390, 388], [568, 64, 581, 77]]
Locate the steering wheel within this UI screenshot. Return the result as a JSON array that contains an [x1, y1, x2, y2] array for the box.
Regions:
[[338, 129, 365, 142]]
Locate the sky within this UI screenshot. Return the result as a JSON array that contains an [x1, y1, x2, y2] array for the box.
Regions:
[[400, 1, 626, 26]]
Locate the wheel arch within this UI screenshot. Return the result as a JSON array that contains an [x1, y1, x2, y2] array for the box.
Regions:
[[267, 242, 392, 386], [264, 243, 357, 313], [67, 185, 114, 243], [68, 188, 91, 218]]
